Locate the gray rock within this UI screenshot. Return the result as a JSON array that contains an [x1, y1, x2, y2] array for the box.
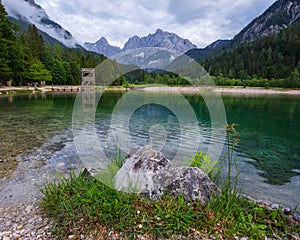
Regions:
[[271, 203, 280, 210], [115, 145, 174, 194], [294, 213, 300, 222], [115, 145, 220, 204], [283, 207, 291, 215], [167, 167, 221, 204], [123, 28, 197, 53]]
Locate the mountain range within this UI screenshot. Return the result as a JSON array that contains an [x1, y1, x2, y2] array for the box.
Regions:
[[3, 0, 300, 69], [84, 29, 197, 58]]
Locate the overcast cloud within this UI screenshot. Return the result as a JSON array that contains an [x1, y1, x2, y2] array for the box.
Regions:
[[34, 0, 276, 48]]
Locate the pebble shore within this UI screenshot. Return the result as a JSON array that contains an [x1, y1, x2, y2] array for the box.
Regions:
[[0, 203, 53, 240], [0, 130, 81, 240]]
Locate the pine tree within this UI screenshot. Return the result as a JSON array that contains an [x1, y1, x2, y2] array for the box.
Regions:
[[22, 24, 45, 60], [26, 59, 52, 83], [0, 3, 17, 83]]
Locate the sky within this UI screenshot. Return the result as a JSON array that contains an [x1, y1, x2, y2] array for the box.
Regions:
[[34, 0, 277, 48]]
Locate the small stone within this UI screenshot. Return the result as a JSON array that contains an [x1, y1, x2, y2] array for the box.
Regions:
[[68, 235, 76, 239], [3, 237, 11, 240], [283, 207, 291, 215], [271, 204, 280, 209], [262, 200, 271, 206], [12, 232, 20, 238], [294, 213, 300, 222], [16, 224, 23, 230], [0, 231, 11, 237], [25, 205, 33, 213]]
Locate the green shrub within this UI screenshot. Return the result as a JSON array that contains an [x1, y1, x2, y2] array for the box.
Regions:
[[185, 150, 219, 179]]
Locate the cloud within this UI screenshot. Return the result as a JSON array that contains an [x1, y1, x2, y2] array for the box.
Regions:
[[33, 0, 276, 48], [3, 0, 47, 20], [3, 0, 78, 47]]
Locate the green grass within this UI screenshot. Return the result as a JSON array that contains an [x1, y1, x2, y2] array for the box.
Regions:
[[40, 171, 299, 239], [39, 124, 299, 239], [185, 150, 220, 180]]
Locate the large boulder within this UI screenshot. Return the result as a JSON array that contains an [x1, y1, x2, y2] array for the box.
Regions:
[[115, 145, 220, 204]]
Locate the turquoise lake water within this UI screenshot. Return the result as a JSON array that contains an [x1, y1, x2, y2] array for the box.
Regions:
[[0, 91, 299, 210]]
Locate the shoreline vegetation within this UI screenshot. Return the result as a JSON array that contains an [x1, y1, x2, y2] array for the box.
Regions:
[[39, 170, 300, 239], [1, 85, 300, 96], [38, 124, 300, 239]]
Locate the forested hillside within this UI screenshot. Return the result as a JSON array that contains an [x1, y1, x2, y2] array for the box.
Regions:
[[202, 23, 300, 88], [0, 3, 105, 86]]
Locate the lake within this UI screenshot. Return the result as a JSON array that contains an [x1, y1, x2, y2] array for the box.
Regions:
[[0, 90, 299, 210]]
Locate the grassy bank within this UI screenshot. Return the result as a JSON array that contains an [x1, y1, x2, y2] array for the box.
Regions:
[[40, 171, 299, 239], [39, 124, 299, 239]]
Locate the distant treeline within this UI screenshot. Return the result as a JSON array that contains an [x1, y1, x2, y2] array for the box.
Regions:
[[123, 70, 190, 86]]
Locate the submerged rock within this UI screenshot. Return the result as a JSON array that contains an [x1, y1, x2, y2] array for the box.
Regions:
[[115, 145, 220, 204]]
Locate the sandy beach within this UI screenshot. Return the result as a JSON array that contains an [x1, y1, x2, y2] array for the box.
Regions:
[[1, 85, 300, 95], [213, 86, 300, 95], [137, 86, 300, 95]]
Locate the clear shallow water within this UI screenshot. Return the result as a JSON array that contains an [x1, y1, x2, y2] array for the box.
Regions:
[[0, 93, 75, 179], [0, 91, 299, 210]]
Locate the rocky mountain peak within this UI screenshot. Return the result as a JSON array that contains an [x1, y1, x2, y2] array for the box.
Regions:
[[233, 0, 300, 44], [84, 37, 121, 57], [96, 37, 109, 44], [123, 35, 142, 50], [122, 29, 197, 53], [84, 29, 197, 59], [155, 28, 164, 34]]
